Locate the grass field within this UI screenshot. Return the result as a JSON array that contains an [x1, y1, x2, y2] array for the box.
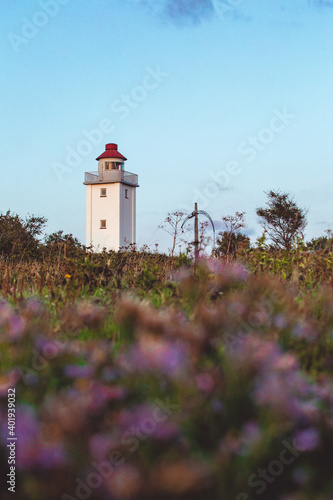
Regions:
[[1, 247, 333, 500]]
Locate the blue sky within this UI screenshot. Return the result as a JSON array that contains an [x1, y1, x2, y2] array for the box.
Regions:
[[2, 0, 333, 252]]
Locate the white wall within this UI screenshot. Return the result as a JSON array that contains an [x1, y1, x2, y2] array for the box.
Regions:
[[86, 183, 120, 251], [86, 182, 137, 251], [120, 184, 136, 247]]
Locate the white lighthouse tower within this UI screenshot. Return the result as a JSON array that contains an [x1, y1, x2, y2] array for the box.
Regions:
[[84, 143, 139, 251]]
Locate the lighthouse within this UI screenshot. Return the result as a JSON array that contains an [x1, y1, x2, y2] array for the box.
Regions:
[[84, 143, 139, 251]]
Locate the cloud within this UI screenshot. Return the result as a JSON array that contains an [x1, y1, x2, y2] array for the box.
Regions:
[[136, 0, 333, 28], [311, 0, 333, 8], [138, 0, 214, 25], [164, 0, 214, 24]]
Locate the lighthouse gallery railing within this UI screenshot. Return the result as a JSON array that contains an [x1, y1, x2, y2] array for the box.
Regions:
[[84, 170, 138, 186]]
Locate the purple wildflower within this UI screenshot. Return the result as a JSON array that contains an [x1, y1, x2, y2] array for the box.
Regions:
[[118, 404, 152, 429], [254, 364, 318, 422], [15, 404, 40, 469], [272, 353, 298, 372], [89, 433, 115, 462], [153, 420, 179, 440], [274, 313, 288, 329], [38, 441, 68, 469], [206, 259, 249, 282], [239, 422, 262, 454], [23, 297, 45, 317], [15, 404, 68, 469], [120, 339, 189, 377], [0, 301, 13, 325], [35, 337, 64, 359], [8, 314, 25, 340], [118, 403, 178, 440], [231, 336, 282, 370], [294, 428, 320, 451], [195, 373, 214, 393], [206, 258, 225, 274], [87, 382, 127, 413], [64, 364, 95, 379], [292, 321, 317, 341]]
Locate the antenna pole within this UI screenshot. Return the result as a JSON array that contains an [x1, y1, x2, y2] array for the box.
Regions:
[[194, 202, 199, 264], [181, 203, 215, 263]]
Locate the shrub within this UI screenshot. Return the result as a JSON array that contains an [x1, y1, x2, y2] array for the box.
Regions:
[[0, 211, 46, 261]]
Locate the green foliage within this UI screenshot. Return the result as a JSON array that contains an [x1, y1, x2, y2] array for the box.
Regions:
[[0, 211, 46, 261], [42, 230, 84, 259], [241, 240, 333, 289], [257, 190, 307, 250], [0, 248, 179, 306], [213, 211, 250, 259], [307, 231, 333, 252], [214, 231, 250, 258]]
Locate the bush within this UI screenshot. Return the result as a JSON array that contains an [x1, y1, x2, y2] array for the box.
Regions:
[[0, 211, 46, 261], [42, 231, 84, 260]]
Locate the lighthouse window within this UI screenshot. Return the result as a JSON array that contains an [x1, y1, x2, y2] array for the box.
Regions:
[[105, 162, 116, 170], [100, 188, 107, 197], [105, 161, 124, 171], [125, 189, 129, 199], [100, 220, 107, 229]]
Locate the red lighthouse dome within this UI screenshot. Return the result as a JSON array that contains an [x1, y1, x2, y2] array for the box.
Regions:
[[96, 143, 127, 161]]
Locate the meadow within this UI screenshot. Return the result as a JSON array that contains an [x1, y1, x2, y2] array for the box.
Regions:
[[1, 245, 333, 500]]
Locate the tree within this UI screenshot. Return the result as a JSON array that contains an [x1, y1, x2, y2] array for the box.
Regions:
[[214, 231, 250, 258], [43, 230, 83, 259], [213, 212, 249, 258], [158, 212, 190, 257], [213, 212, 249, 259], [0, 211, 47, 260], [256, 191, 307, 251]]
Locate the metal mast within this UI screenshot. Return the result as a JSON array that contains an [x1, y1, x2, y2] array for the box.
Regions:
[[181, 203, 215, 263]]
